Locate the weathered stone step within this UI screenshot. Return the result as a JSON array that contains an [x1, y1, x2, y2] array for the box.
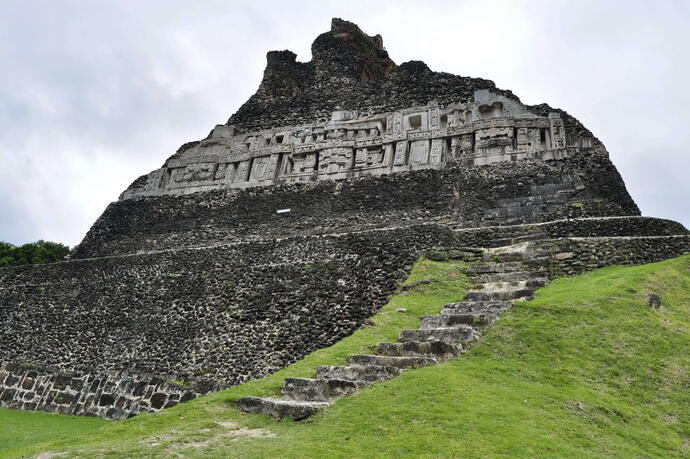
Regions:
[[316, 364, 402, 384], [456, 246, 486, 255], [470, 270, 550, 283], [469, 280, 525, 292], [420, 313, 495, 329], [465, 257, 551, 274], [485, 233, 548, 248], [482, 251, 552, 263], [470, 279, 547, 293], [441, 301, 512, 315], [282, 378, 360, 402], [349, 354, 438, 369], [480, 245, 551, 263], [436, 248, 484, 262], [465, 289, 534, 302], [399, 326, 476, 344], [236, 246, 554, 422], [237, 396, 329, 420], [376, 340, 462, 358]]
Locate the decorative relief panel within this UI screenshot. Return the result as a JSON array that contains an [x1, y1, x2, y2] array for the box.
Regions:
[[250, 156, 271, 181], [214, 164, 228, 181], [516, 128, 530, 150], [461, 134, 475, 155], [410, 140, 430, 165], [236, 161, 249, 182], [429, 105, 440, 130], [430, 138, 443, 166], [265, 154, 281, 179], [320, 147, 353, 174], [408, 130, 433, 140], [393, 141, 408, 166], [354, 147, 387, 168], [288, 152, 318, 174], [475, 127, 514, 154], [355, 149, 367, 165], [144, 169, 165, 191], [550, 118, 566, 148], [171, 163, 215, 185], [123, 90, 579, 198], [225, 163, 238, 183]]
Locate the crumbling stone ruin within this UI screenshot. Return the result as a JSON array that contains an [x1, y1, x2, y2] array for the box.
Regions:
[[1, 19, 688, 420]]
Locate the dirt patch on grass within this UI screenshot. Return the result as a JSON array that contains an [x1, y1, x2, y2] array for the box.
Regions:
[[151, 421, 277, 452], [662, 362, 686, 390], [660, 413, 679, 424], [567, 401, 587, 413], [36, 453, 68, 459]]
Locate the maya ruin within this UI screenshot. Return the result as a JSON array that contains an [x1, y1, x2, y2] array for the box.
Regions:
[[1, 18, 688, 421]]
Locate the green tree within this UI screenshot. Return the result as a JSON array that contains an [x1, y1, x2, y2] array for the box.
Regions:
[[0, 240, 70, 267]]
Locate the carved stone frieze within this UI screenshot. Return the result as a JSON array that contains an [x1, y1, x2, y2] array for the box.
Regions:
[[121, 89, 580, 199]]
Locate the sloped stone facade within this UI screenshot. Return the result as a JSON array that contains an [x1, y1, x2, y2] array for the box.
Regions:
[[1, 226, 458, 417]]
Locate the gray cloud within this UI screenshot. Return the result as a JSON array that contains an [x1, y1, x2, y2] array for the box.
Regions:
[[0, 0, 687, 246]]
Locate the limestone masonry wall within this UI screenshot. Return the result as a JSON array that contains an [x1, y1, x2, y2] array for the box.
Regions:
[[549, 235, 690, 276], [1, 226, 458, 415], [75, 151, 639, 259], [0, 363, 196, 419], [452, 216, 688, 247]]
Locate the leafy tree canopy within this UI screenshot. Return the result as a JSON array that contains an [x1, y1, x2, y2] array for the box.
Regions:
[[0, 240, 70, 267]]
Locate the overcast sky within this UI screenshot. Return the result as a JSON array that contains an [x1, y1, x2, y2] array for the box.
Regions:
[[1, 0, 688, 247]]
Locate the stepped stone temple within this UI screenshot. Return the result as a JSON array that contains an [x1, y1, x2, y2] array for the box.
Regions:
[[1, 19, 688, 420]]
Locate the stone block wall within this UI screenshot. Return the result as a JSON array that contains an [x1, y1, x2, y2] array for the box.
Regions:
[[74, 150, 639, 259], [0, 364, 196, 419], [1, 226, 458, 395], [549, 235, 690, 277], [453, 216, 688, 247]]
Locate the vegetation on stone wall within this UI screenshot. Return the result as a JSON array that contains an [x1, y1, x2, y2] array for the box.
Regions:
[[0, 240, 69, 267]]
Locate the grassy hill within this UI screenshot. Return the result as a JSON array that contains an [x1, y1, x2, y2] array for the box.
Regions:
[[2, 254, 688, 458]]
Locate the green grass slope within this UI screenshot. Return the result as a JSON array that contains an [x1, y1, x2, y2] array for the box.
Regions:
[[0, 409, 106, 453], [2, 254, 689, 458]]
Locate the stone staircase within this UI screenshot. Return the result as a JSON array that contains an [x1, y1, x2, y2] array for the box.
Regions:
[[237, 242, 551, 420]]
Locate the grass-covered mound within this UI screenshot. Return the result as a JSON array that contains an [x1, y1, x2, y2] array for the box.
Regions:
[[2, 254, 688, 458]]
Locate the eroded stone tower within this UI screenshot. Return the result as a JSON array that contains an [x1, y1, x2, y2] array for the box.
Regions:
[[1, 19, 687, 419]]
